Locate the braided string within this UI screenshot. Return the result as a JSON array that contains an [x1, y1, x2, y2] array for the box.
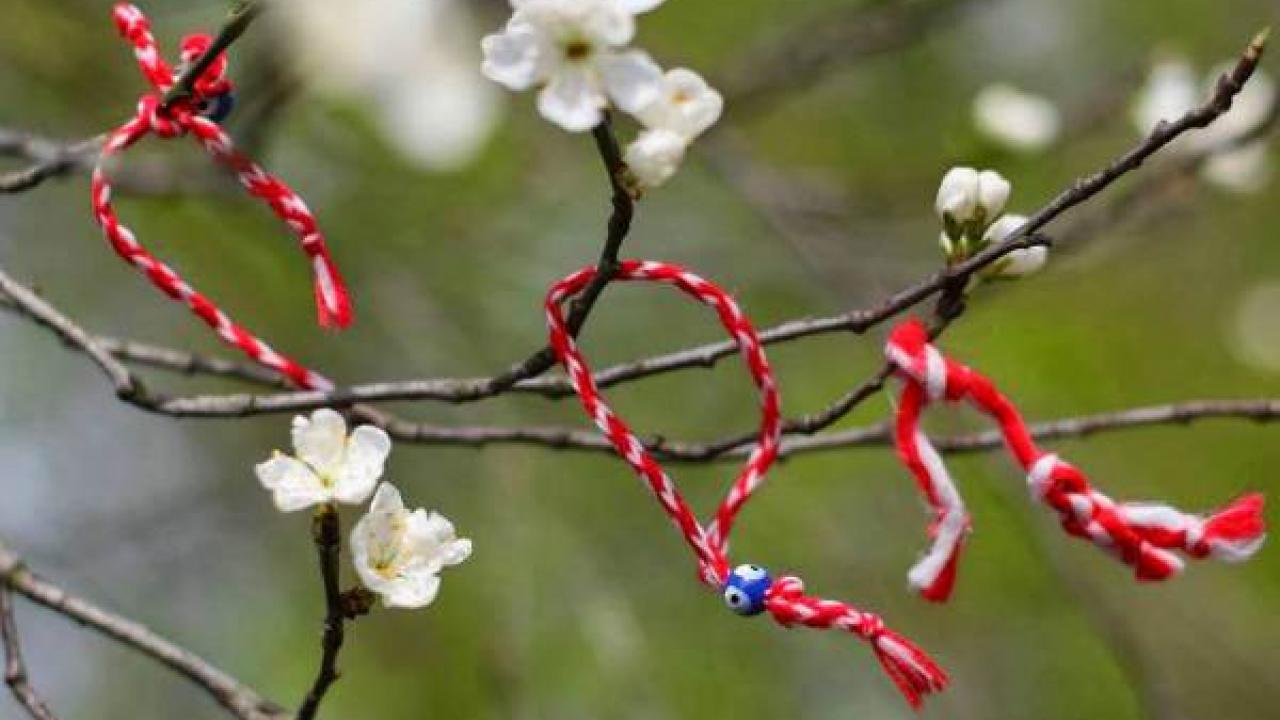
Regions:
[[91, 4, 351, 389], [886, 318, 1267, 601], [546, 260, 947, 707]]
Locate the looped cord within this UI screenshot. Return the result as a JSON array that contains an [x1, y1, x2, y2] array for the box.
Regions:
[[546, 260, 948, 707], [885, 318, 1266, 601], [91, 3, 353, 389]]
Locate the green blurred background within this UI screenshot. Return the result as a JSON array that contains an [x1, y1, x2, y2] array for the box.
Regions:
[[3, 0, 1280, 718]]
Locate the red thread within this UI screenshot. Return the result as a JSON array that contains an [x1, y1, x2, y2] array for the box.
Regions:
[[887, 318, 1267, 601], [91, 4, 352, 389], [547, 260, 947, 707]]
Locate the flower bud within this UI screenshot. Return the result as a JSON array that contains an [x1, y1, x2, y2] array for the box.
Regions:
[[982, 214, 1048, 278], [625, 129, 688, 188], [935, 167, 1010, 224]]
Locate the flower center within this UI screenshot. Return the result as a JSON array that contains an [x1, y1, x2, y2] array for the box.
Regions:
[[564, 40, 593, 61]]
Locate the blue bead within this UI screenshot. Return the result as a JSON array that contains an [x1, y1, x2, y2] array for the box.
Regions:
[[722, 563, 772, 616], [202, 92, 235, 123]]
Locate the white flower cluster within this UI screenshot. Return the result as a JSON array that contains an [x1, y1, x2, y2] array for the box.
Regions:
[[256, 410, 472, 609], [1133, 54, 1275, 194], [481, 0, 722, 189], [935, 167, 1045, 278]]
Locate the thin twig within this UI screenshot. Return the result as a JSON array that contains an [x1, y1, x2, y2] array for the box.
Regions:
[[161, 0, 263, 109], [480, 112, 636, 395], [0, 540, 286, 720], [297, 505, 345, 720], [0, 131, 101, 194], [1, 587, 58, 720]]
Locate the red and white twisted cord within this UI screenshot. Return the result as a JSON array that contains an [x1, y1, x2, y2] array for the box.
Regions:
[[91, 4, 351, 390], [547, 260, 947, 708], [886, 318, 1266, 602]]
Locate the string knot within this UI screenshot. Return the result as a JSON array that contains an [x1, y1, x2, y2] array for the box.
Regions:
[[136, 94, 186, 137]]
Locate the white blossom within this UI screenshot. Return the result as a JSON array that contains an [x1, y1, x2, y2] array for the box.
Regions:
[[481, 0, 663, 132], [983, 214, 1047, 277], [625, 129, 687, 187], [972, 83, 1061, 153], [276, 0, 499, 171], [935, 167, 1011, 224], [636, 68, 723, 139], [351, 484, 472, 609], [255, 410, 391, 512]]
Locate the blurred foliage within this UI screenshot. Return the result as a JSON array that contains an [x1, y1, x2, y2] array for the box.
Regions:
[[2, 0, 1279, 719]]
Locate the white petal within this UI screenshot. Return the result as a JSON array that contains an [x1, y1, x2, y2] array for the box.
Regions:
[[383, 571, 443, 609], [580, 2, 635, 47], [999, 246, 1048, 277], [983, 213, 1029, 245], [976, 170, 1011, 219], [637, 67, 722, 138], [291, 409, 347, 475], [481, 23, 546, 90], [350, 505, 398, 593], [972, 84, 1061, 152], [255, 454, 330, 512], [332, 425, 392, 505], [936, 166, 980, 221], [616, 0, 666, 14], [624, 128, 687, 188], [598, 50, 662, 115], [538, 67, 606, 131], [368, 482, 405, 515], [440, 538, 473, 567]]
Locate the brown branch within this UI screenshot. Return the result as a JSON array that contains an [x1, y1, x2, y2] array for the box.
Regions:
[[1, 587, 58, 720], [161, 0, 263, 110], [0, 540, 286, 720], [479, 112, 635, 395], [296, 505, 345, 720], [0, 130, 101, 194], [0, 33, 1267, 462], [327, 398, 1280, 462]]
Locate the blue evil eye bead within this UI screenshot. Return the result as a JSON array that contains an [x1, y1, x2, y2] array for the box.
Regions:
[[722, 563, 772, 616], [200, 92, 235, 123]]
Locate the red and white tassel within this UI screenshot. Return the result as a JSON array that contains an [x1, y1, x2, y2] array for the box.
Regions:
[[886, 318, 1266, 598]]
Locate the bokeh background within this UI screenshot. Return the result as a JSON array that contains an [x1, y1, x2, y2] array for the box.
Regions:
[[3, 0, 1280, 718]]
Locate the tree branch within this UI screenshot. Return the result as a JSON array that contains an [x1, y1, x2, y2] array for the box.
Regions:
[[313, 398, 1280, 463], [161, 1, 262, 110], [296, 505, 345, 720], [1, 587, 58, 720], [0, 540, 286, 720]]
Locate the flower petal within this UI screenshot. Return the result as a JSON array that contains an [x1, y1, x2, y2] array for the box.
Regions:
[[368, 482, 405, 515], [255, 453, 329, 512], [333, 425, 392, 505], [382, 572, 442, 609], [537, 66, 606, 131], [637, 68, 722, 138], [599, 50, 662, 115], [625, 128, 687, 188], [481, 22, 545, 90], [616, 0, 666, 14], [292, 409, 347, 476]]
